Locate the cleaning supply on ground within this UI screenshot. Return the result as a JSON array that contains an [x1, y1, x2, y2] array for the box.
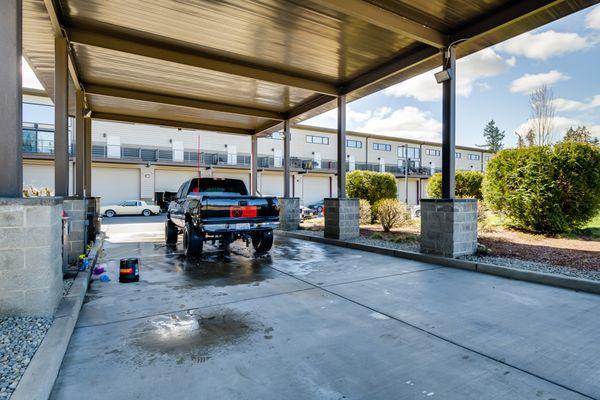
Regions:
[[99, 274, 110, 282], [119, 258, 140, 283], [93, 266, 105, 275]]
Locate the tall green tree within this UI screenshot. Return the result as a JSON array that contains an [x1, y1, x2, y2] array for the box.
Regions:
[[562, 126, 599, 145], [479, 120, 505, 152]]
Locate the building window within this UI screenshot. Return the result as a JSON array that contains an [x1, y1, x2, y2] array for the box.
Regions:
[[399, 146, 421, 159], [426, 149, 441, 156], [455, 152, 462, 159], [346, 139, 362, 148], [485, 155, 491, 161], [306, 135, 329, 145], [373, 143, 391, 151], [467, 154, 481, 160]]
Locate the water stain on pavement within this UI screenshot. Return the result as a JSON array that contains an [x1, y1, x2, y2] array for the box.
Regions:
[[126, 309, 263, 364]]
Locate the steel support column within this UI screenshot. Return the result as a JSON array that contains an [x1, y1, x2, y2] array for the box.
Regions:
[[0, 0, 22, 197], [54, 36, 70, 197], [250, 135, 258, 196], [84, 117, 92, 196], [337, 95, 347, 198], [283, 120, 291, 198], [441, 47, 456, 199], [74, 90, 85, 197]]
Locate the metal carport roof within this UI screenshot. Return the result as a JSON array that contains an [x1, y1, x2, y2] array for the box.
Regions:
[[23, 0, 597, 136]]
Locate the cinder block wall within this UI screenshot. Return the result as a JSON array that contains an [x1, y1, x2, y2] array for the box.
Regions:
[[324, 198, 359, 240], [63, 198, 87, 266], [0, 198, 63, 316], [278, 198, 300, 231]]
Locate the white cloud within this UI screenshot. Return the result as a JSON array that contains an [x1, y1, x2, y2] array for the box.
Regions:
[[585, 5, 600, 29], [357, 106, 442, 141], [384, 48, 514, 102], [514, 116, 600, 140], [552, 95, 600, 112], [495, 30, 590, 60], [509, 70, 569, 94], [22, 58, 44, 89]]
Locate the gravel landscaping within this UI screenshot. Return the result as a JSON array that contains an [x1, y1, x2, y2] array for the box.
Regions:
[[293, 229, 600, 282], [0, 317, 52, 399]]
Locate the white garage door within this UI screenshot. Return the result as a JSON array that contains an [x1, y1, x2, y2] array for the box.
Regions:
[[213, 171, 250, 191], [397, 179, 419, 205], [23, 164, 54, 191], [302, 175, 330, 205], [260, 174, 284, 197], [155, 170, 198, 192], [93, 167, 140, 205]]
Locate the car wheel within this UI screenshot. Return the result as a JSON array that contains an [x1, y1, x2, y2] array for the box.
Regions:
[[415, 210, 421, 218], [142, 209, 152, 217], [105, 210, 115, 218], [317, 206, 323, 214], [252, 229, 274, 252], [165, 220, 178, 245], [183, 221, 203, 257]]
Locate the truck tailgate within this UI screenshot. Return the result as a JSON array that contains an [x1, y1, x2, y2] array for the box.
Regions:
[[199, 195, 279, 223]]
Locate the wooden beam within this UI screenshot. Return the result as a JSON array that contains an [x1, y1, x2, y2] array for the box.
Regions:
[[91, 112, 255, 135], [313, 0, 447, 49], [68, 28, 338, 96], [84, 84, 284, 120]]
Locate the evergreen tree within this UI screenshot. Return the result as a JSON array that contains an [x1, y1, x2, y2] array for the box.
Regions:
[[563, 126, 599, 145], [479, 120, 505, 152]]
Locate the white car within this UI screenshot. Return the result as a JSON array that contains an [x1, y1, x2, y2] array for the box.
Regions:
[[100, 200, 161, 217]]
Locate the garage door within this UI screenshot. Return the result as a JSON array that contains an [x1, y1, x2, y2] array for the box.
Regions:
[[397, 179, 419, 205], [155, 170, 198, 192], [302, 175, 330, 205], [213, 171, 250, 191], [260, 174, 283, 197], [23, 164, 54, 191], [93, 167, 140, 205]]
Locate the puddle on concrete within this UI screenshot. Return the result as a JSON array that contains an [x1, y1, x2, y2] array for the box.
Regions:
[[126, 309, 265, 364]]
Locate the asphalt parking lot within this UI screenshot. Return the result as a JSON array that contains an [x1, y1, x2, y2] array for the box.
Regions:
[[51, 216, 600, 399]]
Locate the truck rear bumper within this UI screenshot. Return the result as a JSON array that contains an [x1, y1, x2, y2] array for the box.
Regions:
[[202, 221, 279, 234]]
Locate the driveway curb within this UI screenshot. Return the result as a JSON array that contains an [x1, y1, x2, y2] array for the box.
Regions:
[[277, 230, 600, 295], [11, 234, 105, 400]]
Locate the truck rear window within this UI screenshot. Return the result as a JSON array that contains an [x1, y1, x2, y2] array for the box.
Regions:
[[190, 178, 248, 195]]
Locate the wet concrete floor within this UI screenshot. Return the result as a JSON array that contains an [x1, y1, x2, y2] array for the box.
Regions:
[[51, 216, 600, 399]]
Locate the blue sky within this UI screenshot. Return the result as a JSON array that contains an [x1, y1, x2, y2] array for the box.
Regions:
[[23, 5, 600, 148], [303, 4, 600, 147]]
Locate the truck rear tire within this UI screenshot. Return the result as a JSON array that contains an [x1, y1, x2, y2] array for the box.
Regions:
[[165, 220, 178, 245], [252, 229, 273, 252], [184, 221, 203, 257]]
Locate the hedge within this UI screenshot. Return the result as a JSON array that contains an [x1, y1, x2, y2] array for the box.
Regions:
[[482, 142, 600, 233], [427, 170, 484, 199], [346, 170, 397, 206]]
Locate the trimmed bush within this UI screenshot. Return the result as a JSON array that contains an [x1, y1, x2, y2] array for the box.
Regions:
[[359, 199, 372, 225], [482, 142, 600, 233], [347, 170, 397, 221], [375, 199, 410, 232], [427, 170, 484, 199]]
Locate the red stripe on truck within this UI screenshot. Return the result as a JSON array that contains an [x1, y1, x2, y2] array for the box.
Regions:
[[229, 206, 257, 218]]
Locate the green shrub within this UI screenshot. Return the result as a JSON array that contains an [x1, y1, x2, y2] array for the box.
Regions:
[[359, 199, 372, 225], [347, 170, 397, 221], [482, 142, 600, 233], [375, 199, 410, 232], [427, 170, 484, 199]]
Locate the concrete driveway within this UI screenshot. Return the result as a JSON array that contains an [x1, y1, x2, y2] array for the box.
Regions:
[[51, 217, 600, 400]]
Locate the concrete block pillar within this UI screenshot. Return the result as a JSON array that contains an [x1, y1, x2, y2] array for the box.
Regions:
[[0, 198, 63, 316], [63, 197, 87, 266], [278, 197, 299, 231], [420, 198, 478, 258], [324, 198, 359, 240]]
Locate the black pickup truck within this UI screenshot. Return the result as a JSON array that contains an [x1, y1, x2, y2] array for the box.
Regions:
[[165, 178, 279, 256]]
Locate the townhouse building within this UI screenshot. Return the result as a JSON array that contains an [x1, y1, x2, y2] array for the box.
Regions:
[[22, 92, 494, 206]]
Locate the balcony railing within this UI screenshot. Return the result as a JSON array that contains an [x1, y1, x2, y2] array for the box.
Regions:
[[24, 133, 436, 177]]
